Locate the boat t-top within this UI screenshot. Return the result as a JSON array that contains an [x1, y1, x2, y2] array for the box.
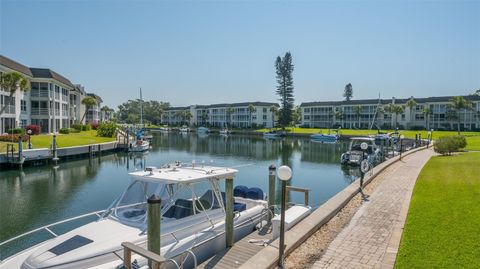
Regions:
[[340, 137, 381, 165], [0, 163, 270, 269]]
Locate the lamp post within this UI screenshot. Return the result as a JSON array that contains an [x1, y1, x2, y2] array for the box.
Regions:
[[399, 134, 405, 160], [359, 142, 369, 200], [277, 165, 292, 268], [27, 129, 33, 149]]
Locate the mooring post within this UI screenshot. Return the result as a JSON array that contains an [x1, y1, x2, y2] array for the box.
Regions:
[[147, 194, 161, 269], [18, 136, 23, 166], [268, 165, 276, 223], [52, 133, 59, 165], [225, 177, 234, 248], [126, 129, 130, 152]]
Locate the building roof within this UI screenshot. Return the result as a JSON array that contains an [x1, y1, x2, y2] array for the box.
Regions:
[[300, 95, 480, 107], [29, 68, 74, 88], [165, 102, 279, 111], [73, 84, 86, 95], [0, 55, 33, 77], [87, 93, 103, 102]]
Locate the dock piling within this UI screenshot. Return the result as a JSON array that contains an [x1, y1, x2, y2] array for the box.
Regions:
[[225, 177, 234, 248], [52, 133, 59, 165], [147, 195, 161, 268], [268, 165, 276, 223]]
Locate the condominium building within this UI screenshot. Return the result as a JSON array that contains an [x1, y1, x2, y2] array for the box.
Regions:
[[301, 95, 480, 131], [162, 102, 279, 128], [0, 55, 104, 133], [85, 93, 103, 124]]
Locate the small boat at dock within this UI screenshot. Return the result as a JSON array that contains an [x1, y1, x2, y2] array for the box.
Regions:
[[197, 126, 209, 134], [340, 137, 381, 165], [179, 126, 190, 133]]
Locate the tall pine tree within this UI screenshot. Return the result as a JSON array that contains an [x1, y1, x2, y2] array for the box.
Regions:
[[275, 52, 295, 127]]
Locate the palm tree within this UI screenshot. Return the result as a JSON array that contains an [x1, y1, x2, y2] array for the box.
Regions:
[[247, 104, 256, 128], [405, 97, 417, 129], [445, 110, 457, 130], [353, 106, 362, 129], [384, 104, 404, 129], [448, 96, 473, 134], [422, 107, 432, 130], [226, 107, 234, 128], [80, 96, 97, 124], [100, 105, 111, 122], [269, 105, 278, 128], [334, 108, 344, 128], [0, 72, 30, 116], [184, 110, 193, 126]]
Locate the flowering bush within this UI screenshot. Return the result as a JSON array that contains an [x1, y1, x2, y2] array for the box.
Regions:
[[0, 134, 29, 142], [26, 125, 41, 135], [96, 122, 117, 137], [90, 121, 100, 130]]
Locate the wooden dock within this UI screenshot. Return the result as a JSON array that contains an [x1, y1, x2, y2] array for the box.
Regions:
[[198, 225, 274, 269]]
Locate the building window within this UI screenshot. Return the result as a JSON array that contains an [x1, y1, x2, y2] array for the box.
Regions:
[[263, 115, 267, 120], [263, 108, 267, 113], [21, 120, 27, 127], [21, 100, 27, 112]]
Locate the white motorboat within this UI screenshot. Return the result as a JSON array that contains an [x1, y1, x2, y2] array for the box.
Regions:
[[128, 139, 150, 152], [219, 128, 231, 135], [159, 126, 171, 132], [179, 126, 190, 133], [0, 164, 270, 269], [340, 137, 381, 165]]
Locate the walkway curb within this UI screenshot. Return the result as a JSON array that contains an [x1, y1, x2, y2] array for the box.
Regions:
[[239, 145, 429, 269]]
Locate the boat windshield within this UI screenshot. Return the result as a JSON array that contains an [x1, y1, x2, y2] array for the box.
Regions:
[[111, 180, 167, 225], [350, 140, 374, 154]]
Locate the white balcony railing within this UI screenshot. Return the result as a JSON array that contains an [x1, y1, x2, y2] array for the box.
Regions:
[[31, 108, 49, 115]]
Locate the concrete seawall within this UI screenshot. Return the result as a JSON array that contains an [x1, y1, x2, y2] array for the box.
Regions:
[[0, 141, 121, 166], [239, 145, 428, 269]]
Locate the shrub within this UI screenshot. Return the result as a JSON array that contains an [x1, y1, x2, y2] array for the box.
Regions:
[[0, 134, 29, 142], [71, 124, 83, 131], [26, 125, 41, 135], [7, 128, 25, 135], [434, 136, 468, 155], [90, 121, 99, 130], [97, 122, 117, 137], [59, 128, 70, 134], [70, 128, 80, 133], [81, 124, 92, 131]]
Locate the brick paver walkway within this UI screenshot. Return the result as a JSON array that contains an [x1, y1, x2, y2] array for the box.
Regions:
[[312, 149, 434, 269]]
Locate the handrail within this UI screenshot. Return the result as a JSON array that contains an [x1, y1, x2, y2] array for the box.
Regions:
[[286, 186, 310, 206], [122, 242, 165, 269], [0, 209, 106, 249]]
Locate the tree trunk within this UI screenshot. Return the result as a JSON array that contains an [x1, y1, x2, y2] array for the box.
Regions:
[[0, 91, 15, 116], [80, 111, 87, 125]]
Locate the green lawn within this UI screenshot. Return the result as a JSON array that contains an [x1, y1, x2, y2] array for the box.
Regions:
[[0, 130, 115, 152], [395, 152, 480, 268], [256, 128, 480, 150]]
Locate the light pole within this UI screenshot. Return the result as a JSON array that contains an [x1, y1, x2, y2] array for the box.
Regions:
[[277, 165, 292, 268], [399, 134, 405, 160], [359, 142, 369, 200]]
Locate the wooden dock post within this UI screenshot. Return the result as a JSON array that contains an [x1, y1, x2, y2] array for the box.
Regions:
[[125, 129, 130, 152], [225, 177, 234, 248], [52, 133, 59, 165], [18, 136, 24, 167], [147, 194, 161, 268], [268, 165, 276, 223]]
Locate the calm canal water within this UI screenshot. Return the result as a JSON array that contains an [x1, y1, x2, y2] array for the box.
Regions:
[[0, 132, 360, 257]]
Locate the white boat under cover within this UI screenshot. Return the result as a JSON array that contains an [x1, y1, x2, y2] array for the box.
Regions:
[[0, 164, 269, 269]]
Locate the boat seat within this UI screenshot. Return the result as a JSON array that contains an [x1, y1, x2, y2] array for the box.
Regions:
[[234, 202, 246, 212], [162, 199, 195, 219], [234, 185, 248, 198], [245, 187, 264, 200]]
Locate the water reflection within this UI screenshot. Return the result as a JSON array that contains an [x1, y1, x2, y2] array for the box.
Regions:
[[0, 133, 360, 244]]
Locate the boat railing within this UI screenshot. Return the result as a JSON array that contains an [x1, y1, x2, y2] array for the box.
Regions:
[[0, 209, 105, 263], [122, 242, 198, 269], [0, 202, 142, 263]]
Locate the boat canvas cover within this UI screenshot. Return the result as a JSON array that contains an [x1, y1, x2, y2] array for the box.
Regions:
[[129, 166, 238, 184]]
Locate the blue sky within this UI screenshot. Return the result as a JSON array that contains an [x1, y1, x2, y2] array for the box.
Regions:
[[1, 0, 479, 108]]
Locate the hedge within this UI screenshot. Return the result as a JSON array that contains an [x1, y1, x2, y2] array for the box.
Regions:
[[434, 136, 467, 156]]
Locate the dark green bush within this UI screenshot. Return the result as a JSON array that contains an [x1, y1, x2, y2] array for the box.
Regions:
[[71, 124, 83, 131], [59, 128, 70, 134], [81, 124, 92, 131], [434, 136, 467, 155], [97, 122, 117, 137], [70, 128, 80, 133], [7, 128, 25, 135]]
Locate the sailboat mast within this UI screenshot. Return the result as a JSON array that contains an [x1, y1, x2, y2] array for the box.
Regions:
[[140, 87, 143, 127]]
